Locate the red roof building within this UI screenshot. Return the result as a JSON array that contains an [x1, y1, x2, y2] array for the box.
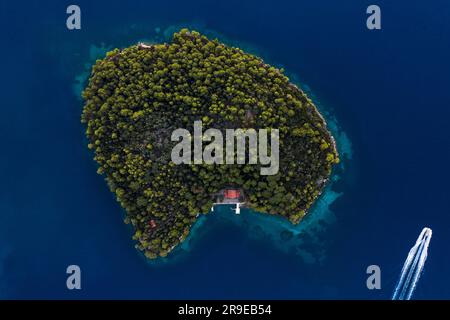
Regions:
[[149, 220, 157, 228], [224, 189, 240, 199]]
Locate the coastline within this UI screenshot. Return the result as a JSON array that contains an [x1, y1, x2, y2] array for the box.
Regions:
[[78, 26, 351, 263]]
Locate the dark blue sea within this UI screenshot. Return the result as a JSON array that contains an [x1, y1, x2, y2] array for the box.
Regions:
[[1, 0, 449, 299]]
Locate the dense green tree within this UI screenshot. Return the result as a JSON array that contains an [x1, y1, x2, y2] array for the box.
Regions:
[[82, 29, 339, 259]]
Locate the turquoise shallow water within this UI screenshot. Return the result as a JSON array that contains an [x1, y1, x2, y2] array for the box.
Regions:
[[1, 0, 450, 299]]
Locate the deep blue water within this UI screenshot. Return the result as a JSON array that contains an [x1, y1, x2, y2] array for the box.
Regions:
[[1, 0, 450, 299]]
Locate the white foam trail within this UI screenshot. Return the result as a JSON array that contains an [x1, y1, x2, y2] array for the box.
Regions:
[[392, 227, 432, 300]]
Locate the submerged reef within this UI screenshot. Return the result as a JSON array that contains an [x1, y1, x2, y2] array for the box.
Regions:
[[81, 29, 339, 259]]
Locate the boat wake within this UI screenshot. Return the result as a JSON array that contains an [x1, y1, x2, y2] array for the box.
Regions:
[[392, 227, 432, 300]]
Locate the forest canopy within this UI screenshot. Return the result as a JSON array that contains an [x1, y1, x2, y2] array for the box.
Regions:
[[81, 29, 339, 259]]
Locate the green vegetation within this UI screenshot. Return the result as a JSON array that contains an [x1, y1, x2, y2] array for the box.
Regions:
[[81, 29, 339, 259]]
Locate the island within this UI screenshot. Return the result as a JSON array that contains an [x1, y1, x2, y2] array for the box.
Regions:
[[81, 29, 339, 259]]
